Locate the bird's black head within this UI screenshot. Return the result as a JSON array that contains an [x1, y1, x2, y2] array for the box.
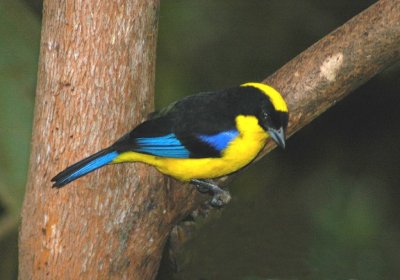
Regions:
[[241, 83, 289, 149], [259, 104, 288, 149]]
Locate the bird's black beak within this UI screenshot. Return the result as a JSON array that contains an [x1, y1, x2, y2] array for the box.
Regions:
[[268, 127, 286, 149]]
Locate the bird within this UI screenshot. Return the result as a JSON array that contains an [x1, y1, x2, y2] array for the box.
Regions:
[[51, 82, 289, 207]]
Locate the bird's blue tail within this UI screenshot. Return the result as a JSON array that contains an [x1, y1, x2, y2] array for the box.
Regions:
[[51, 149, 119, 188]]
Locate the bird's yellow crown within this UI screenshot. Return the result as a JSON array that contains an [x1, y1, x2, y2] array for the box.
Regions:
[[241, 82, 288, 113]]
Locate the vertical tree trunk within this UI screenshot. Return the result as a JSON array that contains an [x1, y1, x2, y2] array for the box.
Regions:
[[18, 0, 175, 278]]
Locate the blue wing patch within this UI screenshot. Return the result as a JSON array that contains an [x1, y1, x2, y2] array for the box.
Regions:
[[197, 130, 239, 152], [135, 133, 190, 158]]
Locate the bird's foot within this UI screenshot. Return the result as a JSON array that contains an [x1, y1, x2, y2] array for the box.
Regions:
[[190, 179, 231, 208]]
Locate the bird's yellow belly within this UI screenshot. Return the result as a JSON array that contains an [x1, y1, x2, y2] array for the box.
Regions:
[[113, 115, 268, 181], [158, 155, 259, 181]]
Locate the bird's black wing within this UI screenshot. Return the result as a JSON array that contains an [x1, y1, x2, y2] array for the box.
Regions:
[[112, 87, 255, 158]]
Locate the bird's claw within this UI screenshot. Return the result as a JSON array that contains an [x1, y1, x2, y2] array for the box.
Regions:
[[191, 179, 231, 208]]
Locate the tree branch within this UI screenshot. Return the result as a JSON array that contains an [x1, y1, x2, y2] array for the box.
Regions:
[[263, 0, 400, 155]]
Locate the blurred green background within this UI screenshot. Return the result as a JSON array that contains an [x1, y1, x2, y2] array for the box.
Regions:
[[1, 0, 399, 279]]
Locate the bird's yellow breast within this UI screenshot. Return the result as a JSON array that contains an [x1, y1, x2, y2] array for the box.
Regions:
[[113, 115, 268, 181]]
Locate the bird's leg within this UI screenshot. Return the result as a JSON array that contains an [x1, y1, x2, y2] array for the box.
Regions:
[[192, 179, 212, 193], [191, 179, 223, 194], [190, 179, 231, 208]]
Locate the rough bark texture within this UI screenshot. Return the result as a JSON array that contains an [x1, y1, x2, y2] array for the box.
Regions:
[[19, 0, 166, 279], [259, 0, 400, 156], [19, 0, 400, 279]]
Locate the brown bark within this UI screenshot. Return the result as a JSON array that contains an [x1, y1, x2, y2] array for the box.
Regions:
[[19, 0, 400, 279], [260, 0, 400, 157], [19, 0, 164, 279]]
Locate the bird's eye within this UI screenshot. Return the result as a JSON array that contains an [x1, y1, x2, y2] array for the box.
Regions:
[[262, 111, 274, 128]]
